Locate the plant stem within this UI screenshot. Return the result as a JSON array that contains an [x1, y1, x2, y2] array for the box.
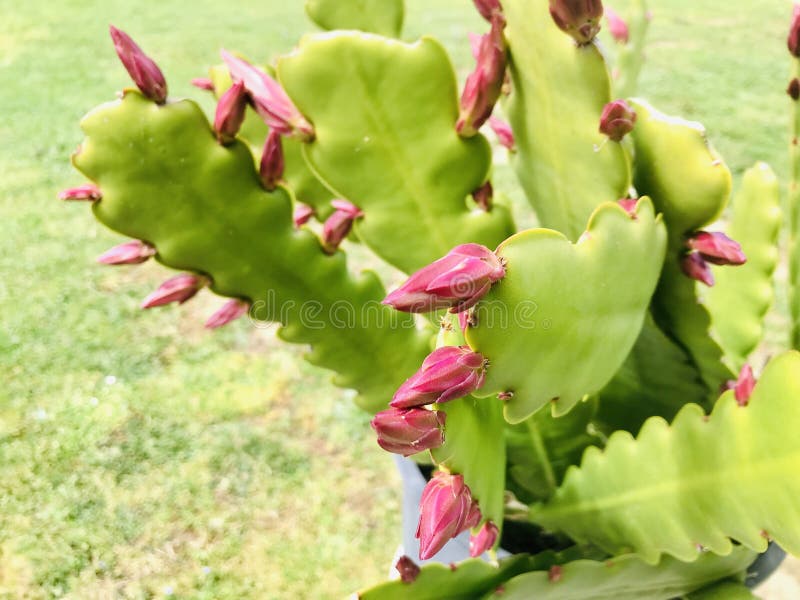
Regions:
[[525, 417, 557, 496]]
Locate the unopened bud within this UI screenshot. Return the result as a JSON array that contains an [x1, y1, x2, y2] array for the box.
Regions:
[[473, 0, 503, 22], [293, 204, 315, 228], [205, 299, 250, 329], [395, 556, 421, 583], [370, 407, 446, 456], [416, 471, 482, 560], [97, 240, 155, 265], [109, 25, 168, 104], [260, 131, 285, 191], [488, 115, 515, 150], [680, 253, 714, 287], [734, 364, 756, 407], [605, 7, 629, 44], [549, 0, 604, 45], [141, 273, 207, 308], [789, 4, 800, 57], [59, 184, 102, 202], [214, 81, 248, 144], [617, 198, 638, 217], [472, 181, 493, 211], [321, 200, 363, 253], [191, 77, 215, 92], [469, 520, 499, 557], [686, 231, 746, 266], [599, 100, 636, 141]]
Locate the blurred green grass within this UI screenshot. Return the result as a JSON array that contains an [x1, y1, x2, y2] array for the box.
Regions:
[[0, 0, 795, 597]]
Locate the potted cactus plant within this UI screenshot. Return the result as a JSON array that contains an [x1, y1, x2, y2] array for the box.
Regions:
[[60, 0, 800, 596]]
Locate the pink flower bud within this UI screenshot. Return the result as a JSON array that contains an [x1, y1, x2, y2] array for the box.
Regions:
[[383, 244, 505, 313], [789, 4, 800, 57], [260, 131, 285, 191], [473, 0, 503, 22], [488, 115, 515, 151], [549, 0, 604, 45], [221, 50, 314, 141], [686, 231, 747, 266], [599, 100, 636, 142], [370, 407, 446, 456], [109, 26, 168, 104], [681, 253, 714, 287], [617, 198, 638, 217], [293, 204, 315, 228], [456, 15, 508, 137], [321, 200, 363, 253], [472, 181, 493, 211], [214, 81, 248, 144], [58, 184, 102, 202], [96, 240, 156, 265], [734, 364, 756, 407], [416, 471, 481, 560], [141, 273, 207, 309], [395, 556, 421, 583], [205, 299, 250, 329], [391, 346, 488, 409], [469, 520, 499, 557], [458, 310, 473, 333], [605, 7, 629, 44], [191, 77, 215, 92]]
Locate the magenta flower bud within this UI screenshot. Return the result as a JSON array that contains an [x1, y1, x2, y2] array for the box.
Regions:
[[788, 78, 800, 101], [456, 15, 508, 137], [549, 0, 604, 45], [416, 471, 482, 560], [221, 50, 314, 141], [109, 25, 168, 104], [473, 0, 503, 22], [96, 240, 156, 265], [395, 556, 421, 584], [391, 346, 488, 409], [205, 298, 250, 329], [214, 81, 248, 144], [789, 4, 800, 57], [681, 253, 714, 287], [383, 244, 505, 313], [488, 115, 515, 151], [321, 200, 363, 253], [617, 198, 638, 217], [370, 407, 446, 457], [469, 520, 499, 557], [599, 100, 637, 142], [472, 181, 493, 211], [141, 273, 207, 309], [734, 364, 756, 407], [293, 204, 315, 228], [605, 7, 629, 44], [686, 231, 747, 266], [260, 131, 285, 191], [58, 184, 102, 202], [191, 77, 215, 92], [458, 310, 473, 333]]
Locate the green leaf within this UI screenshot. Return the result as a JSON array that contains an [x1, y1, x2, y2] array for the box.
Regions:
[[531, 351, 800, 563], [466, 199, 667, 422], [72, 91, 431, 412], [706, 162, 782, 371], [503, 0, 631, 241], [686, 581, 758, 600], [305, 0, 404, 38], [278, 32, 515, 273]]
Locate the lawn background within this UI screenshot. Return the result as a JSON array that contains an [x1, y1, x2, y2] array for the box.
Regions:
[[1, 0, 799, 597]]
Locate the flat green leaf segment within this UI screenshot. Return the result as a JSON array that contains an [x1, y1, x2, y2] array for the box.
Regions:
[[487, 548, 756, 600], [531, 351, 800, 563], [503, 0, 631, 241], [305, 0, 404, 38], [630, 99, 734, 392], [687, 581, 758, 600], [466, 199, 667, 423], [706, 163, 781, 371], [278, 33, 515, 274], [72, 91, 431, 412]]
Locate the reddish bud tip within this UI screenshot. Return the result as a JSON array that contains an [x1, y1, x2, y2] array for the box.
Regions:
[[191, 77, 215, 92], [548, 565, 563, 583], [395, 556, 421, 583], [416, 471, 482, 560], [260, 130, 285, 191], [370, 407, 446, 457], [293, 203, 315, 228], [109, 25, 168, 104], [59, 184, 102, 202], [605, 7, 629, 44], [789, 4, 800, 57], [789, 78, 800, 101], [473, 0, 503, 22], [214, 81, 248, 144], [681, 253, 715, 287], [686, 231, 747, 266], [391, 346, 488, 408], [458, 310, 473, 333], [469, 520, 499, 557], [617, 198, 638, 217], [205, 298, 250, 329], [141, 273, 207, 309], [384, 244, 505, 313], [321, 200, 363, 253], [472, 181, 494, 211], [599, 100, 636, 142], [734, 364, 756, 407], [488, 115, 515, 150], [96, 240, 155, 265], [549, 0, 604, 45], [456, 15, 508, 137]]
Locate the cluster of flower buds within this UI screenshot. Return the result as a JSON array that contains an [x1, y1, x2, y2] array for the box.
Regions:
[[370, 407, 446, 456], [599, 100, 637, 142], [416, 471, 482, 560], [221, 51, 314, 142], [109, 26, 168, 104], [681, 231, 747, 287], [549, 0, 604, 45], [321, 200, 363, 253], [383, 244, 506, 313], [605, 7, 629, 44]]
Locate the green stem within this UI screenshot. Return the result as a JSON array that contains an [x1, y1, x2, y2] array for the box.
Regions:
[[525, 417, 557, 496], [790, 60, 800, 350]]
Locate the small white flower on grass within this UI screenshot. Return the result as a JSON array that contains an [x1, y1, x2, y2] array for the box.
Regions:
[[104, 375, 117, 386]]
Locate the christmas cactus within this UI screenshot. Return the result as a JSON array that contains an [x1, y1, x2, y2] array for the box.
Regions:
[[60, 0, 800, 596]]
